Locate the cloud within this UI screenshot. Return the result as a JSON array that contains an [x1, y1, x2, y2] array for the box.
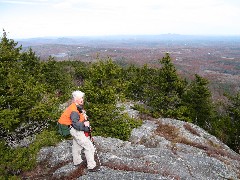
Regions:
[[0, 0, 49, 5]]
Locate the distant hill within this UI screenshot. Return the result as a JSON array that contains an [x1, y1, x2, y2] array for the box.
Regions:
[[17, 34, 240, 47]]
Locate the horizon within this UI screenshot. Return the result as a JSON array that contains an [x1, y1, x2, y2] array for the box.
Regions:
[[14, 33, 240, 41], [1, 0, 240, 39]]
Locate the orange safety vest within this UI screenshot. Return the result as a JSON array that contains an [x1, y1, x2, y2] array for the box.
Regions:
[[58, 103, 89, 136], [58, 103, 85, 125]]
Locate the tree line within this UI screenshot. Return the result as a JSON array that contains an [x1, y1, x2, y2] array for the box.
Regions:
[[0, 31, 239, 178]]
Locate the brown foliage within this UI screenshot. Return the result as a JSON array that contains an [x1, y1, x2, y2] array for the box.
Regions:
[[155, 122, 240, 162], [20, 160, 87, 180], [104, 161, 180, 180], [183, 123, 201, 137], [155, 123, 180, 142]]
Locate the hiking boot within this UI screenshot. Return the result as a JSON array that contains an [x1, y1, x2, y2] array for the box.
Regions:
[[88, 166, 100, 172]]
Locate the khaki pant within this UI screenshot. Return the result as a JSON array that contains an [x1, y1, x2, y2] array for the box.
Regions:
[[70, 127, 96, 169]]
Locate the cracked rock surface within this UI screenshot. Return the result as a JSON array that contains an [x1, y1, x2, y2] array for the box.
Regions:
[[21, 102, 240, 179], [24, 117, 240, 180]]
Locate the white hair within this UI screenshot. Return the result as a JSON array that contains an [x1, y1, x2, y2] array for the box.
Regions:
[[72, 90, 85, 100]]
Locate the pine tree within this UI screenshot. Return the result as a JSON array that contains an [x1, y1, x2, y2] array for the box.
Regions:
[[124, 64, 158, 101], [224, 92, 240, 152], [182, 74, 215, 129], [147, 53, 185, 117], [0, 30, 24, 130], [78, 59, 141, 140], [0, 31, 63, 134]]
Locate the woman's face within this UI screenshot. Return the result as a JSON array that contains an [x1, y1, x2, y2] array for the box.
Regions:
[[76, 96, 84, 105]]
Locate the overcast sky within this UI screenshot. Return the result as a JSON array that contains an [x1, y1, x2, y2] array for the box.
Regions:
[[1, 0, 240, 39]]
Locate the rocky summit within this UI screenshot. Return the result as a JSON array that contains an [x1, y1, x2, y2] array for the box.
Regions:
[[22, 116, 240, 180]]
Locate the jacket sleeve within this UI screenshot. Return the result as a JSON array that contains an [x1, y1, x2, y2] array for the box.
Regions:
[[70, 111, 90, 132]]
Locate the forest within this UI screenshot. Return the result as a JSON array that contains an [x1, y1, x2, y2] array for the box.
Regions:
[[0, 31, 240, 178]]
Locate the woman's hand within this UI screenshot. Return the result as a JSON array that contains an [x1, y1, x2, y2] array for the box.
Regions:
[[82, 110, 88, 120], [84, 121, 90, 127]]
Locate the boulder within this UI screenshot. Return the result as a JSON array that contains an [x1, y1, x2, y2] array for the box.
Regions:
[[29, 117, 240, 180]]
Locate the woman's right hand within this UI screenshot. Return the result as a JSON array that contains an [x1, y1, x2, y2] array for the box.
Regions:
[[84, 121, 90, 127]]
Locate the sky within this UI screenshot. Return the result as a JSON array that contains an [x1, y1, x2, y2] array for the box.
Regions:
[[0, 0, 240, 39]]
